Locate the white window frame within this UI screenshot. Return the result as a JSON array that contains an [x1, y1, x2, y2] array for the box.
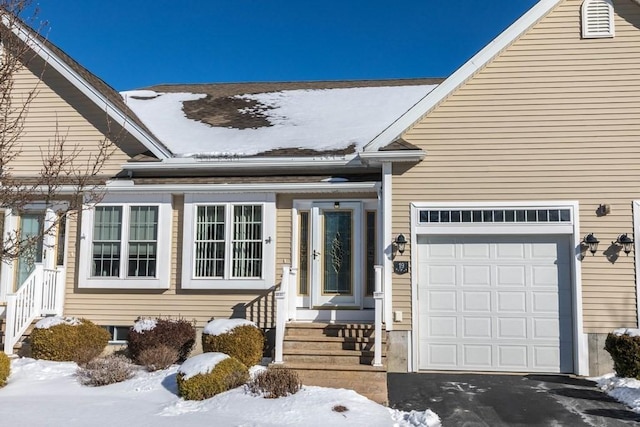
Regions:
[[182, 193, 276, 290], [582, 0, 615, 39], [79, 193, 172, 289]]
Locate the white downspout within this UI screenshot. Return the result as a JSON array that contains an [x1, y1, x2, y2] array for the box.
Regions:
[[382, 162, 393, 329]]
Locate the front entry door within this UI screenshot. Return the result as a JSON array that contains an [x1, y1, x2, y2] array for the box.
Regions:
[[16, 212, 45, 288], [311, 202, 362, 307]]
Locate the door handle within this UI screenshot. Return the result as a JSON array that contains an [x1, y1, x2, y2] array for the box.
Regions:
[[313, 250, 320, 260]]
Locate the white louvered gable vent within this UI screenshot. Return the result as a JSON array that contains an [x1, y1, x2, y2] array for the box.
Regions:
[[582, 0, 615, 38]]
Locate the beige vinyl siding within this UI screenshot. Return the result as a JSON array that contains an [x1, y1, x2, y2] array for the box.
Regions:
[[8, 55, 144, 177], [394, 0, 640, 333]]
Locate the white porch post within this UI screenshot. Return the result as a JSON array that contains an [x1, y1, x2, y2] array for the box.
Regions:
[[274, 264, 290, 364], [0, 209, 17, 303], [382, 162, 393, 328], [373, 265, 384, 367]]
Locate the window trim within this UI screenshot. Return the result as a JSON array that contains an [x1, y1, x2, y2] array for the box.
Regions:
[[79, 194, 172, 289], [181, 193, 276, 290], [582, 0, 615, 39]]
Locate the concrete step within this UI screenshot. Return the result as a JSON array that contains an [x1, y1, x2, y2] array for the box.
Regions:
[[283, 349, 385, 365], [283, 337, 379, 352], [285, 322, 377, 338]]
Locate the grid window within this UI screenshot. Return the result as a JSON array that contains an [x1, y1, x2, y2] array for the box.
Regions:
[[194, 205, 226, 278], [91, 205, 161, 279], [232, 205, 263, 278], [420, 208, 572, 224], [128, 206, 158, 277], [193, 204, 265, 280], [92, 206, 122, 277]]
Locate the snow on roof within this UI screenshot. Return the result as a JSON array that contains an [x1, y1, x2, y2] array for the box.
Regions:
[[203, 318, 256, 336], [121, 84, 437, 158], [178, 352, 229, 380]]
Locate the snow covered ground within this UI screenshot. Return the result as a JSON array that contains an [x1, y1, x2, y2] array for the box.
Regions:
[[594, 374, 640, 413], [0, 358, 440, 427]]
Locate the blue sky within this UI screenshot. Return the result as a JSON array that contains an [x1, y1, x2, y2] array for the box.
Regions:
[[34, 1, 538, 91]]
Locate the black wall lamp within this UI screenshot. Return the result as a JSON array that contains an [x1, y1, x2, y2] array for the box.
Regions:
[[583, 233, 599, 255], [394, 234, 407, 255], [616, 234, 634, 255]]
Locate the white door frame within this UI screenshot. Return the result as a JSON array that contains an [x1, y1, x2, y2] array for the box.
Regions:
[[292, 199, 378, 312], [409, 201, 588, 375]]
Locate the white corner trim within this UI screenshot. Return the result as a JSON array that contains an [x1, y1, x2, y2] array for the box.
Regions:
[[382, 162, 393, 330], [633, 201, 640, 329], [364, 0, 562, 152], [3, 16, 171, 159]]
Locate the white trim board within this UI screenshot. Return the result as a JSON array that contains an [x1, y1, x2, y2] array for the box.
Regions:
[[409, 200, 588, 375], [633, 201, 640, 327], [364, 0, 562, 152]]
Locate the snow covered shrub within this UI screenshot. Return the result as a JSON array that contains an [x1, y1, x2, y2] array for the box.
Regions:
[[176, 353, 249, 400], [605, 329, 640, 378], [77, 354, 135, 386], [201, 319, 264, 367], [248, 366, 300, 398], [137, 345, 179, 371], [0, 351, 10, 387], [30, 317, 110, 363], [127, 317, 195, 365]]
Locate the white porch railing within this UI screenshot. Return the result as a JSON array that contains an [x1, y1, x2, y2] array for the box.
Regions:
[[273, 264, 385, 367], [3, 264, 65, 355]]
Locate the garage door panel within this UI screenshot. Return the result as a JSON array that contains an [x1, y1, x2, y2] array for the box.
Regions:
[[463, 317, 492, 338], [532, 266, 560, 287], [496, 242, 526, 259], [463, 345, 492, 367], [428, 344, 457, 366], [463, 291, 491, 311], [428, 291, 457, 311], [533, 318, 560, 339], [426, 265, 457, 286], [497, 317, 528, 338], [498, 346, 528, 369], [461, 265, 491, 286], [462, 243, 491, 258], [497, 291, 527, 312], [496, 266, 527, 286], [418, 234, 574, 373], [428, 317, 457, 337]]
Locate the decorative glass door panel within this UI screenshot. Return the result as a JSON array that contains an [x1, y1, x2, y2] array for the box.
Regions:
[[322, 211, 352, 295], [16, 213, 45, 288]]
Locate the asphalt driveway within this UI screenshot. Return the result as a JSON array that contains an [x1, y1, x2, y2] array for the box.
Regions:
[[388, 373, 640, 426]]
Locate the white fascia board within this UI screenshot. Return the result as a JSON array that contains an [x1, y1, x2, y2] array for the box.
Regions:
[[4, 17, 171, 159], [359, 150, 426, 163], [122, 155, 361, 171], [105, 180, 381, 194], [364, 0, 562, 152]]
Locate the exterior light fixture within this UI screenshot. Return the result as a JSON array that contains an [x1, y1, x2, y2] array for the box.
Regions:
[[616, 234, 634, 255], [583, 233, 599, 255], [394, 234, 407, 255]]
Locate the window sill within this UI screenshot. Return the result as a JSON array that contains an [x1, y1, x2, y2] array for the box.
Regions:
[[181, 279, 272, 290], [78, 278, 169, 290]]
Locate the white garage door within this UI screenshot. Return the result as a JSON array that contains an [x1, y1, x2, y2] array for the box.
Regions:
[[417, 235, 574, 373]]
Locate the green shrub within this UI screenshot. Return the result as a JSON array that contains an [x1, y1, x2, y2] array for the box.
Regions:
[[128, 318, 196, 365], [30, 317, 110, 364], [248, 367, 301, 398], [0, 352, 10, 387], [176, 353, 248, 400], [202, 319, 264, 367], [605, 330, 640, 378], [77, 354, 135, 386]]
